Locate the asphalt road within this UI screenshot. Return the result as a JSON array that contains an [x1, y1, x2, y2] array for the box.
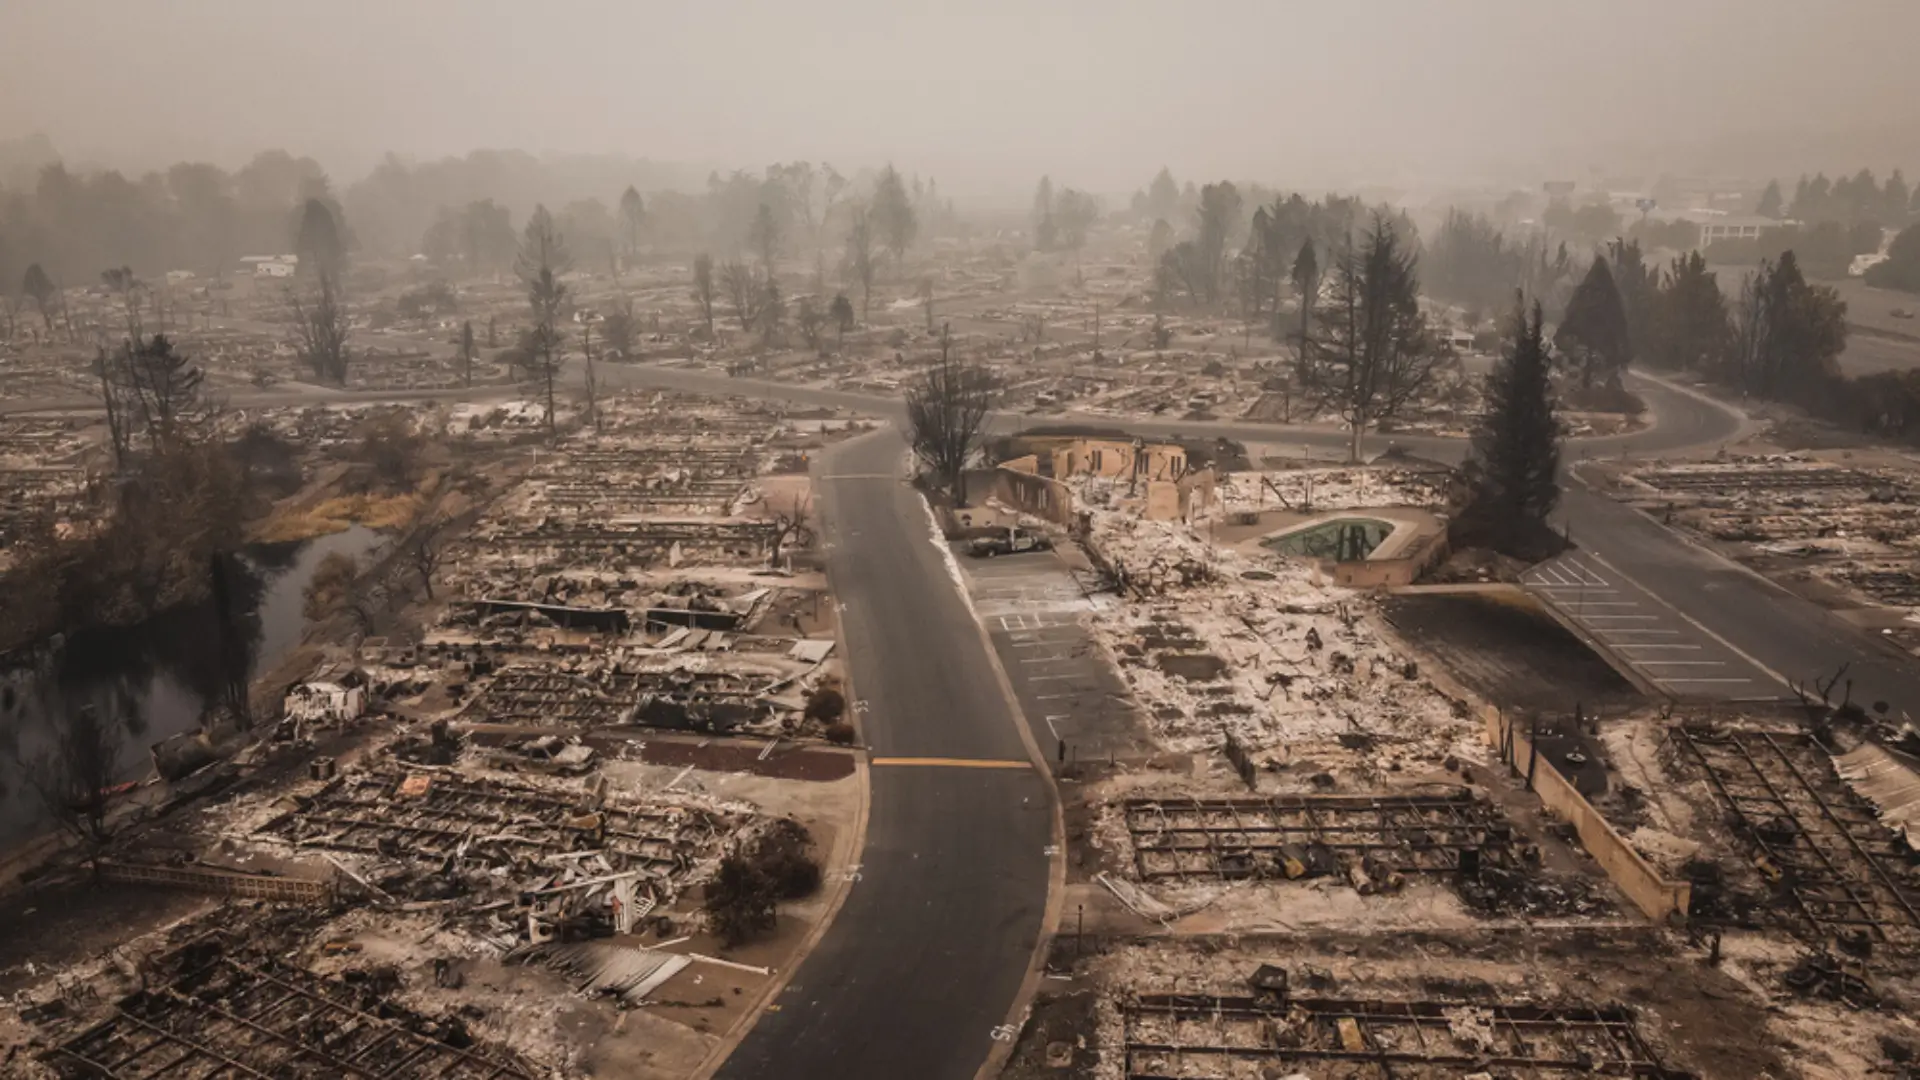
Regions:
[[1523, 549, 1783, 700], [715, 428, 1051, 1080]]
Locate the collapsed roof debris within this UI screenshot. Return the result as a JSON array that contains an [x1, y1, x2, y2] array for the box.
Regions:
[[41, 922, 540, 1080]]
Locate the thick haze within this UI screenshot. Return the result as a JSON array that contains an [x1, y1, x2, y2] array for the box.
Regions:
[[5, 0, 1919, 199]]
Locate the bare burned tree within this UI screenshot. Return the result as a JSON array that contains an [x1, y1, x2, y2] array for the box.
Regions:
[[768, 493, 814, 567], [289, 272, 351, 385], [842, 205, 877, 320], [581, 324, 599, 432], [118, 334, 217, 453], [1297, 217, 1439, 462], [304, 551, 375, 636], [692, 254, 717, 340], [721, 259, 762, 333], [795, 297, 825, 352], [830, 293, 855, 348], [517, 204, 572, 441], [905, 324, 994, 505], [95, 345, 130, 469], [402, 512, 451, 600], [20, 699, 130, 856], [601, 295, 638, 360]]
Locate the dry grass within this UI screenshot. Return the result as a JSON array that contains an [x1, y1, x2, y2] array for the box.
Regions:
[[250, 491, 423, 543]]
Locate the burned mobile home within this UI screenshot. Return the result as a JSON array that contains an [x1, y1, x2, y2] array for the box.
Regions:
[[43, 921, 543, 1080]]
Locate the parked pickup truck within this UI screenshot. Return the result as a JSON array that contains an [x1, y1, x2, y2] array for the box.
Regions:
[[967, 527, 1053, 558]]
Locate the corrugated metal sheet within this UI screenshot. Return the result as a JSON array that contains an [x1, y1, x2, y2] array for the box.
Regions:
[[506, 942, 691, 1005], [1834, 742, 1920, 846], [789, 639, 836, 663]]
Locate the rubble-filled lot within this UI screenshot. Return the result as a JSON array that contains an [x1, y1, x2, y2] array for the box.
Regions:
[[632, 235, 1646, 441], [36, 912, 544, 1080], [1, 388, 872, 1079], [1593, 452, 1920, 640], [985, 450, 1920, 1078], [1003, 933, 1809, 1079]]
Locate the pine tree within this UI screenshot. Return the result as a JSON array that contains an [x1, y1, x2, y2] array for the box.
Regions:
[[1649, 252, 1730, 372], [1755, 180, 1783, 220], [1555, 257, 1631, 388], [1468, 298, 1561, 552]]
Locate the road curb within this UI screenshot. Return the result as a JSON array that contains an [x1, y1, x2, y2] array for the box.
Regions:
[[692, 438, 878, 1080], [937, 510, 1070, 1080]]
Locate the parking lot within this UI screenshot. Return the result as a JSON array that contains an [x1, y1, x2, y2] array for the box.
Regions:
[[1523, 552, 1789, 702], [954, 547, 1149, 762]]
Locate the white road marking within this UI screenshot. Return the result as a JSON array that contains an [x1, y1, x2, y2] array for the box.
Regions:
[[1659, 677, 1757, 684], [1614, 644, 1703, 650], [1579, 615, 1660, 621], [1634, 660, 1728, 667]]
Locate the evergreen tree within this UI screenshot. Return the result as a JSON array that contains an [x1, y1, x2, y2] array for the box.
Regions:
[[1290, 239, 1319, 348], [22, 262, 57, 330], [1649, 252, 1731, 372], [619, 185, 645, 260], [1467, 298, 1561, 551], [1145, 167, 1179, 222], [1032, 175, 1056, 251], [294, 198, 346, 281], [871, 165, 918, 268], [1886, 171, 1910, 224], [1297, 217, 1437, 462], [1865, 225, 1920, 293], [1555, 257, 1631, 388], [1755, 180, 1783, 219], [1606, 237, 1655, 365]]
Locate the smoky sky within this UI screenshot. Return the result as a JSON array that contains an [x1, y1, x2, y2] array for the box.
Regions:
[[4, 0, 1918, 198]]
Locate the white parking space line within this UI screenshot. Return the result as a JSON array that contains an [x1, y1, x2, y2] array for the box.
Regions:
[[1614, 644, 1702, 650], [1580, 615, 1659, 621], [1534, 587, 1619, 595], [1635, 660, 1727, 667], [1559, 559, 1610, 586]]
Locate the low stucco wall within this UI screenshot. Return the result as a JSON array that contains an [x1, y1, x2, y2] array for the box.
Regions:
[[1484, 707, 1692, 923]]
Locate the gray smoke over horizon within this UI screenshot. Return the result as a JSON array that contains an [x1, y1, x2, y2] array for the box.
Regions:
[[4, 0, 1918, 204]]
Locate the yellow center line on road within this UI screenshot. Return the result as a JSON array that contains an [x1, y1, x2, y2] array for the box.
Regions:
[[869, 756, 1033, 770]]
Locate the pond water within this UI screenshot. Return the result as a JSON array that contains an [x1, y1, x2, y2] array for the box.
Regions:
[[0, 525, 383, 849], [1260, 517, 1396, 562]]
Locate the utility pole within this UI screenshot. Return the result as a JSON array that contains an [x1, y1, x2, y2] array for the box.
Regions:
[[582, 324, 599, 433]]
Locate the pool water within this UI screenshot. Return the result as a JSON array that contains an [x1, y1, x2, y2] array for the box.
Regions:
[[1261, 517, 1395, 561]]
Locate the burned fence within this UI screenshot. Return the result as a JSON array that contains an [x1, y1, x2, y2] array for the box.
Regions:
[[46, 932, 537, 1080], [1674, 725, 1920, 949], [1122, 989, 1688, 1079]]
